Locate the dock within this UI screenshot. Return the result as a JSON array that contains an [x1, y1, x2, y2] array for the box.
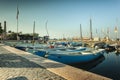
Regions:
[[0, 44, 111, 80]]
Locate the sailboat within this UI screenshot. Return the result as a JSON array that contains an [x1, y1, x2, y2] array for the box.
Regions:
[[43, 20, 49, 43], [15, 21, 36, 51]]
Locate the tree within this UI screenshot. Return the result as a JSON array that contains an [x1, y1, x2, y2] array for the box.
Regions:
[[0, 25, 3, 35], [7, 32, 17, 40], [8, 30, 12, 33], [33, 33, 39, 38]]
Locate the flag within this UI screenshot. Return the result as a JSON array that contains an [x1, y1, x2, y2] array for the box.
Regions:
[[16, 6, 19, 19], [114, 26, 118, 33]]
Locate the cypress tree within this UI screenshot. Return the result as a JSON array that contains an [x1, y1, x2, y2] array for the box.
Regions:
[[0, 23, 3, 35]]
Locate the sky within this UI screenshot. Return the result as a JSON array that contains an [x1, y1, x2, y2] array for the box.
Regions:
[[0, 0, 120, 39]]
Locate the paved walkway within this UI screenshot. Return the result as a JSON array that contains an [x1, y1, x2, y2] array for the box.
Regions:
[[0, 44, 65, 80], [0, 44, 112, 80]]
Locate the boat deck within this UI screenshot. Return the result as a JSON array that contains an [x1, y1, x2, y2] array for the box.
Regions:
[[0, 44, 111, 80]]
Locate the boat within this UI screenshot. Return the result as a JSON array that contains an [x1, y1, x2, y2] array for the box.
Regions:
[[33, 47, 105, 64], [114, 45, 120, 53], [105, 44, 116, 52], [53, 46, 86, 52], [93, 42, 106, 49], [71, 54, 105, 70], [33, 46, 86, 57], [45, 49, 105, 64], [15, 45, 27, 51]]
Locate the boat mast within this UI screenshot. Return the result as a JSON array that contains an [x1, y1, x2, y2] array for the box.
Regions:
[[116, 18, 119, 40], [80, 24, 83, 41], [115, 26, 118, 41], [45, 20, 49, 37], [90, 18, 93, 40], [16, 0, 19, 40], [33, 21, 35, 46], [107, 27, 109, 40]]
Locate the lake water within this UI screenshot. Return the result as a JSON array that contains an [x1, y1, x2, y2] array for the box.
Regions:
[[71, 51, 120, 80]]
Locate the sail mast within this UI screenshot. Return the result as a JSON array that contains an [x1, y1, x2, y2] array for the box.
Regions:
[[80, 24, 82, 41], [45, 20, 49, 37], [116, 18, 119, 40], [16, 0, 19, 40], [33, 21, 35, 46], [90, 18, 93, 40]]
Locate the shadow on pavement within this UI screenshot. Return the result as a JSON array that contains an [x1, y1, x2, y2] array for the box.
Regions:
[[0, 53, 65, 68], [0, 53, 44, 68], [0, 46, 66, 68], [7, 76, 28, 80]]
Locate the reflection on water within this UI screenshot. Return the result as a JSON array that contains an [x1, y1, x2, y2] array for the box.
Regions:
[[70, 54, 105, 70], [115, 51, 120, 56], [70, 51, 120, 80], [89, 51, 120, 80]]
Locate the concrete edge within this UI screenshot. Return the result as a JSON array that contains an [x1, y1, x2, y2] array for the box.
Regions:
[[2, 45, 112, 80]]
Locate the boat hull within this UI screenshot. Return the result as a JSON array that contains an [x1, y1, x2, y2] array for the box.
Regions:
[[34, 50, 46, 57], [47, 50, 104, 64], [33, 47, 86, 57], [15, 46, 26, 51]]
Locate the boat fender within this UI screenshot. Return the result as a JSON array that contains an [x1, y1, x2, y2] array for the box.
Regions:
[[44, 51, 49, 58], [95, 46, 99, 50], [25, 48, 29, 51]]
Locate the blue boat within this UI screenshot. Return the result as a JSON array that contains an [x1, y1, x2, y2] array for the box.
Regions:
[[34, 50, 47, 57], [33, 46, 86, 57], [71, 54, 105, 70], [52, 47, 86, 52], [15, 46, 27, 51], [45, 49, 105, 64]]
